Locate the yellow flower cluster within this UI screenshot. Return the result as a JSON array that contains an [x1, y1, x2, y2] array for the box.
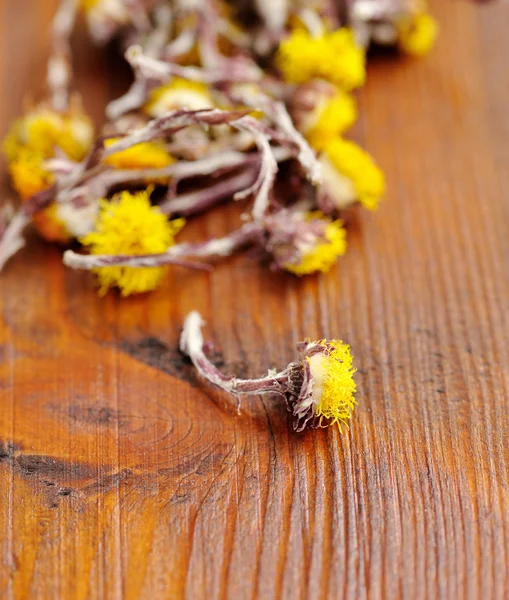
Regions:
[[285, 216, 347, 276], [308, 340, 357, 431], [277, 28, 365, 91], [3, 103, 94, 242], [278, 23, 384, 212], [80, 190, 185, 296]]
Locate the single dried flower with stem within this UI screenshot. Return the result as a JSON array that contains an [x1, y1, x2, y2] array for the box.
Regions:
[[180, 311, 357, 432]]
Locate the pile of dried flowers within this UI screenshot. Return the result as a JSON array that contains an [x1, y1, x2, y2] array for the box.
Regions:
[[0, 0, 442, 430]]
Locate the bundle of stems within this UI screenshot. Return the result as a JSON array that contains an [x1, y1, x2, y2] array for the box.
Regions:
[[0, 0, 443, 295]]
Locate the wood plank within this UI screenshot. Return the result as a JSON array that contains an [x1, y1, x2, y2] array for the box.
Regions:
[[0, 0, 508, 598]]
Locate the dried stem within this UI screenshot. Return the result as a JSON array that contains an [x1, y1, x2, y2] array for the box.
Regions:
[[47, 0, 78, 110], [63, 221, 263, 270], [0, 186, 56, 271], [160, 168, 259, 216], [180, 311, 290, 404]]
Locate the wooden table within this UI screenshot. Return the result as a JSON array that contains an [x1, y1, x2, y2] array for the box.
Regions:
[[1, 1, 508, 598]]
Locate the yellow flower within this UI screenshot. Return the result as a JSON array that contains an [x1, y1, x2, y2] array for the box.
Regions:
[[143, 79, 214, 118], [306, 340, 357, 431], [103, 139, 174, 170], [7, 149, 73, 243], [321, 139, 385, 211], [4, 104, 94, 163], [80, 0, 100, 11], [398, 13, 439, 57], [304, 91, 357, 151], [8, 149, 54, 200], [80, 190, 185, 296], [3, 102, 94, 242], [285, 218, 347, 276], [277, 28, 366, 90]]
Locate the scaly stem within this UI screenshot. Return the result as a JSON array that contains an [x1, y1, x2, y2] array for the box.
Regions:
[[0, 186, 56, 271], [180, 311, 290, 402], [47, 0, 78, 111], [160, 168, 258, 216], [63, 222, 263, 270]]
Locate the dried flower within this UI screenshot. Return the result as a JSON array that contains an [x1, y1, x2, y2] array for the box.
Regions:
[[7, 149, 54, 200], [0, 0, 441, 287], [103, 138, 174, 170], [180, 311, 357, 432], [2, 101, 94, 242], [80, 189, 185, 296], [292, 81, 358, 151], [265, 211, 347, 275], [276, 28, 366, 90], [320, 138, 385, 211], [4, 102, 93, 162], [143, 79, 214, 117], [398, 13, 439, 57]]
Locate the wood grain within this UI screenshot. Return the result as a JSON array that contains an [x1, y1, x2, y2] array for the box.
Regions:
[[0, 1, 508, 598]]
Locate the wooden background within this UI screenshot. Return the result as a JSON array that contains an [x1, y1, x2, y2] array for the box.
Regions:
[[1, 1, 508, 598]]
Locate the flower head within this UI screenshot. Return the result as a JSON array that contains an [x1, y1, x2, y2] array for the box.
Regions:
[[287, 339, 357, 431], [7, 149, 54, 200], [320, 138, 385, 211], [103, 138, 174, 170], [143, 79, 214, 118], [277, 28, 366, 90], [4, 102, 94, 163], [398, 13, 439, 57], [3, 102, 94, 242], [292, 81, 357, 151], [265, 211, 347, 275], [80, 190, 185, 296], [80, 0, 100, 10]]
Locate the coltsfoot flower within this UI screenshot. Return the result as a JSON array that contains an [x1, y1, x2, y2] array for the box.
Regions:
[[397, 12, 439, 57], [103, 138, 174, 170], [180, 311, 357, 432], [80, 189, 185, 296], [276, 27, 366, 90], [320, 138, 386, 211], [291, 81, 357, 151], [265, 211, 347, 275], [7, 148, 54, 201], [143, 79, 214, 118], [4, 101, 94, 163], [3, 101, 94, 243]]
